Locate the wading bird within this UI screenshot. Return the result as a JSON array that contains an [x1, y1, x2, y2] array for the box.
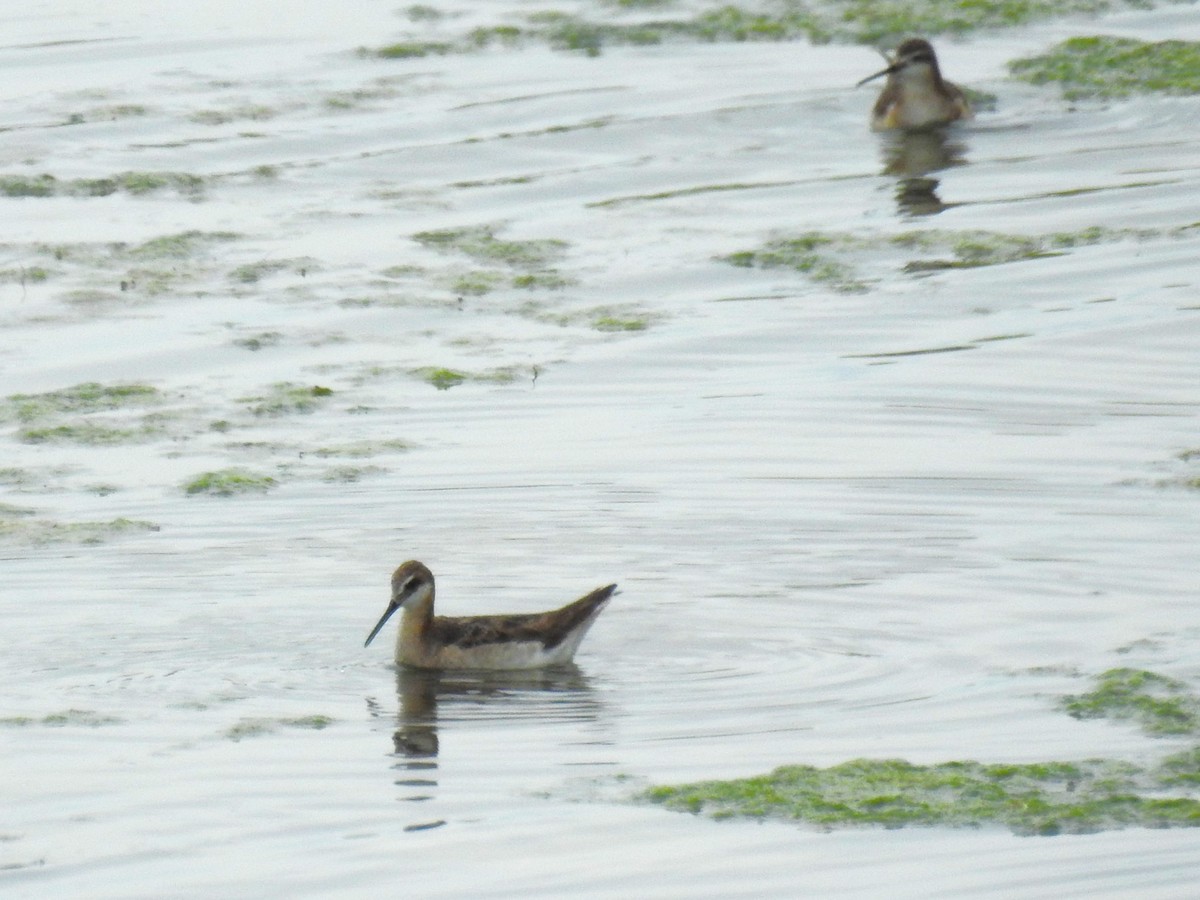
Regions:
[[364, 560, 616, 670], [858, 38, 971, 131]]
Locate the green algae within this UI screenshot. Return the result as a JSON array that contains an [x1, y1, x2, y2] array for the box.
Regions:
[[42, 709, 124, 727], [321, 465, 387, 483], [17, 422, 161, 445], [312, 439, 411, 458], [4, 382, 159, 422], [286, 715, 334, 729], [191, 105, 277, 126], [0, 709, 123, 728], [413, 225, 567, 269], [414, 225, 570, 296], [724, 224, 1187, 291], [87, 104, 149, 121], [128, 230, 239, 260], [834, 0, 1118, 45], [645, 669, 1200, 834], [230, 261, 293, 283], [404, 4, 443, 21], [1062, 668, 1200, 736], [0, 171, 206, 198], [521, 301, 656, 333], [0, 174, 57, 197], [594, 314, 650, 332], [364, 0, 1158, 58], [0, 265, 50, 284], [532, 14, 675, 55], [373, 41, 455, 58], [241, 383, 333, 417], [224, 715, 334, 741], [22, 238, 196, 300], [324, 85, 401, 110], [0, 516, 158, 545], [117, 170, 206, 196], [643, 757, 1200, 835], [411, 366, 524, 390], [451, 270, 507, 296], [183, 468, 277, 496], [468, 25, 525, 49], [415, 367, 468, 390], [1011, 37, 1200, 100], [512, 271, 575, 289], [0, 502, 36, 519], [1158, 747, 1200, 786], [726, 233, 867, 293], [0, 468, 37, 487], [224, 720, 274, 741], [232, 331, 284, 351], [380, 263, 426, 278]]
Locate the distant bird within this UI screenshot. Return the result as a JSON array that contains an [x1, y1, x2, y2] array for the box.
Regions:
[[364, 560, 616, 670], [858, 38, 971, 131]]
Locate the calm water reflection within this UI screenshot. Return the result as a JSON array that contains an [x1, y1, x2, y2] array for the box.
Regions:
[[880, 128, 969, 216], [374, 666, 600, 831]]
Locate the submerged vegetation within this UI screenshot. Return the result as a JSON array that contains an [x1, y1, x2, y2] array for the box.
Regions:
[[414, 225, 567, 269], [18, 422, 161, 445], [183, 468, 277, 496], [725, 233, 868, 293], [416, 367, 466, 390], [1062, 668, 1200, 736], [0, 230, 244, 302], [0, 514, 158, 545], [1011, 37, 1200, 99], [411, 365, 524, 390], [224, 715, 335, 741], [128, 230, 240, 260], [312, 439, 411, 458], [644, 669, 1200, 834], [594, 314, 651, 332], [240, 383, 334, 417], [0, 709, 123, 728], [0, 171, 206, 198], [723, 224, 1195, 292], [2, 382, 168, 452], [4, 382, 159, 422], [645, 758, 1200, 835], [365, 0, 1162, 58], [414, 224, 573, 296]]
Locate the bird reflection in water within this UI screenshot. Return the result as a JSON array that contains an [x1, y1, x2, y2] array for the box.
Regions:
[[879, 128, 969, 217], [368, 665, 600, 832]]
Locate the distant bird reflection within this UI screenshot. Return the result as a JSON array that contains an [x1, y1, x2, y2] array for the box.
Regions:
[[880, 128, 968, 217]]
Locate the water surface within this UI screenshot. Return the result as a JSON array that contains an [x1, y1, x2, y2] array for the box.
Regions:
[[2, 3, 1200, 896]]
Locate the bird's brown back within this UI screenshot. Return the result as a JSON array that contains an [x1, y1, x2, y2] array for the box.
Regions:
[[429, 584, 617, 651]]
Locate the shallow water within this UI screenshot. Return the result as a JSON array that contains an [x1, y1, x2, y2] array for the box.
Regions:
[[3, 3, 1200, 897]]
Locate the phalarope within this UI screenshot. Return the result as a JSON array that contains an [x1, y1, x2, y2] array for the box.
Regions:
[[364, 560, 616, 670], [858, 38, 971, 131]]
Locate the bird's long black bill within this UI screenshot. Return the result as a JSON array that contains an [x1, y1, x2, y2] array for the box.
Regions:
[[364, 601, 400, 647], [856, 65, 895, 88]]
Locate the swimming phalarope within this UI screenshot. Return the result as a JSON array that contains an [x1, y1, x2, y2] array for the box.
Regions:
[[858, 38, 971, 131], [364, 560, 616, 670]]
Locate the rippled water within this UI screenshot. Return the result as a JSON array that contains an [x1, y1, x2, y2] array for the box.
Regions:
[[3, 3, 1200, 897]]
